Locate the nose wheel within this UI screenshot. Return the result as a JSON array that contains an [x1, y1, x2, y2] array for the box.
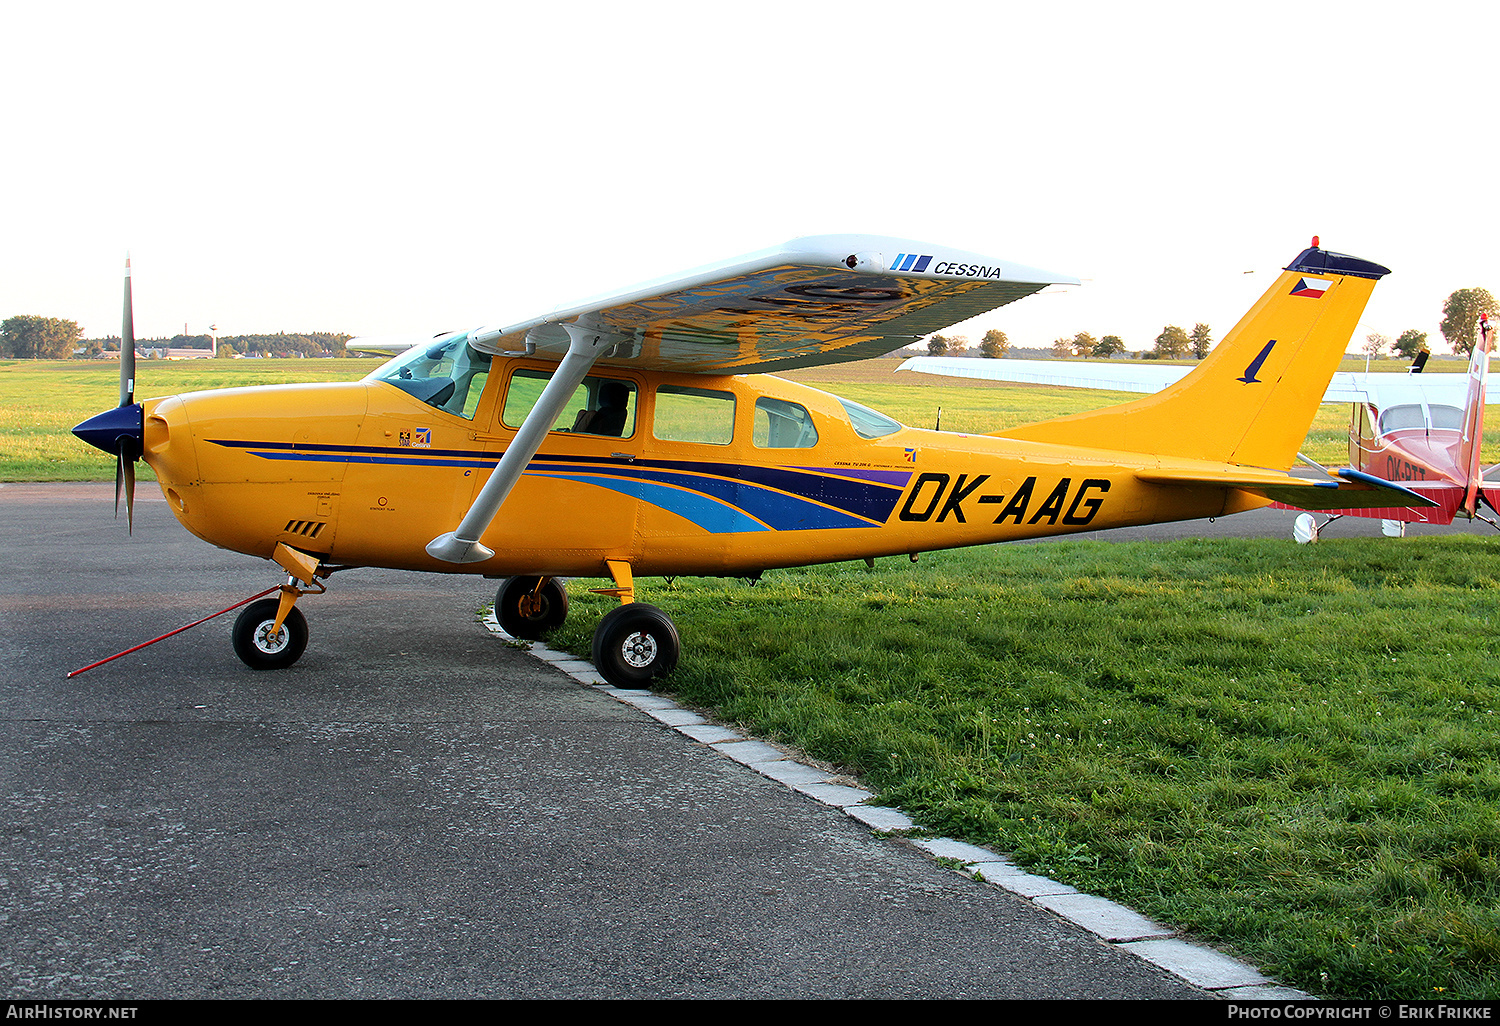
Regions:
[[591, 603, 679, 687], [232, 598, 309, 670]]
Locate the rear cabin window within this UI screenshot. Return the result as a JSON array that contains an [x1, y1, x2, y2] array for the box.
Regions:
[[501, 369, 637, 437], [653, 385, 735, 444], [838, 396, 902, 439], [753, 397, 819, 449]]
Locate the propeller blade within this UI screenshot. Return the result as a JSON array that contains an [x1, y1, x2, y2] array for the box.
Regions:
[[114, 449, 124, 520], [120, 256, 136, 407], [123, 451, 136, 534]]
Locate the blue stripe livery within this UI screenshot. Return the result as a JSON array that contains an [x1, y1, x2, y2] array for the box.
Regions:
[[206, 440, 913, 534]]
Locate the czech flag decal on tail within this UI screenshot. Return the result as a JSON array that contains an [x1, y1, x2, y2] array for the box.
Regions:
[[1290, 276, 1332, 298]]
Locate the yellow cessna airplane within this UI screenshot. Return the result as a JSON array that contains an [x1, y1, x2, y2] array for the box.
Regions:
[[74, 236, 1428, 685]]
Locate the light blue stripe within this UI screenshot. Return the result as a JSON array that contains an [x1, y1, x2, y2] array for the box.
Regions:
[[533, 472, 770, 534]]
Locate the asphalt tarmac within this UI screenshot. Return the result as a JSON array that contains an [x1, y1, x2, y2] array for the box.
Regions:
[[7, 482, 1479, 1000]]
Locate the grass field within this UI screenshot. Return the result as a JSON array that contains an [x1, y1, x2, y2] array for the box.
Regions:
[[542, 538, 1500, 1000], [11, 354, 1500, 997], [0, 357, 386, 480]]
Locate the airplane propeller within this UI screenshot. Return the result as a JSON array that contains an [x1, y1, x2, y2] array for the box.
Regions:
[[73, 257, 145, 532]]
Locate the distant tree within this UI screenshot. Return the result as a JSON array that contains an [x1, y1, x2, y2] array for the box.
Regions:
[[945, 334, 970, 356], [1071, 332, 1097, 358], [1051, 337, 1074, 358], [926, 334, 950, 357], [979, 328, 1009, 359], [1440, 288, 1498, 355], [1363, 332, 1389, 360], [1153, 325, 1190, 359], [1393, 328, 1428, 361], [1094, 335, 1125, 358], [217, 344, 235, 359], [1190, 323, 1212, 359], [0, 315, 82, 359]]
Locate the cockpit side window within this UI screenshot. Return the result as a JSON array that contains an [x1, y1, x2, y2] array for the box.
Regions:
[[501, 368, 637, 438], [653, 385, 735, 444], [367, 334, 492, 420]]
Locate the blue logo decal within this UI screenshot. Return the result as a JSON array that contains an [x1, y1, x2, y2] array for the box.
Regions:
[[892, 254, 934, 273], [1239, 340, 1277, 384]]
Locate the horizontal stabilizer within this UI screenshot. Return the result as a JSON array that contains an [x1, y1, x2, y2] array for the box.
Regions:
[[1137, 466, 1440, 511]]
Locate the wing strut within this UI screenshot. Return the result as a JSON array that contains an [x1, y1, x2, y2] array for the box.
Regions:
[[426, 321, 614, 563]]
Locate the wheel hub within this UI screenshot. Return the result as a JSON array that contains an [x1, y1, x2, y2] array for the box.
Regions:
[[253, 621, 290, 655], [620, 631, 658, 668]]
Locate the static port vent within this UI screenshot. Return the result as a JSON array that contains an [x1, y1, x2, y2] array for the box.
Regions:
[[284, 520, 327, 538]]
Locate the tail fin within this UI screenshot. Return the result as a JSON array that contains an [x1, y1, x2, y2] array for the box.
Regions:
[[1460, 314, 1492, 516], [995, 242, 1390, 469]]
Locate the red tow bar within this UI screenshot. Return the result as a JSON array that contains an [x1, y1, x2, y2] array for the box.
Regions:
[[67, 585, 282, 678]]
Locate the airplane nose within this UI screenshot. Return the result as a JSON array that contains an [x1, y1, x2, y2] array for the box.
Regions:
[[73, 403, 144, 457]]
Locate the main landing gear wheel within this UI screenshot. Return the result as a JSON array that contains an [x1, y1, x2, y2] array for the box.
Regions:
[[231, 598, 308, 670], [591, 603, 680, 687], [495, 576, 569, 640], [1293, 513, 1319, 544]]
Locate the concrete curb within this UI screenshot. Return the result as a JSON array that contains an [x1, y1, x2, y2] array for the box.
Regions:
[[488, 613, 1310, 1001]]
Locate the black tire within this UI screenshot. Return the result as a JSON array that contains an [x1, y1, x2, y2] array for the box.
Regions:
[[495, 576, 569, 639], [591, 603, 679, 687], [232, 598, 308, 670]]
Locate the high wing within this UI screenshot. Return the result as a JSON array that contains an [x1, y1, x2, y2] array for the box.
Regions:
[[465, 235, 1078, 374], [897, 355, 1474, 408], [424, 235, 1078, 563]]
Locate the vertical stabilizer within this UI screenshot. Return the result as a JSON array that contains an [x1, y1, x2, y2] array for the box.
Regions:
[[995, 243, 1390, 469]]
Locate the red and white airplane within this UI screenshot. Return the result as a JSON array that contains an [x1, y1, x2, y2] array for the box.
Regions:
[[1287, 313, 1494, 540]]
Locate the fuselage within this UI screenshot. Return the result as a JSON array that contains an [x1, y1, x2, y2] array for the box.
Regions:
[[130, 353, 1265, 579]]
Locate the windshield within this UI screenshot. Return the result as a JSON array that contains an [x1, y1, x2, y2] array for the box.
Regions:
[[1429, 404, 1464, 430], [367, 333, 492, 420], [1377, 404, 1427, 434]]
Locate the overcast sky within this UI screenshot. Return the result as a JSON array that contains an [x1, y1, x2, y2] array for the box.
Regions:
[[3, 0, 1495, 354]]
